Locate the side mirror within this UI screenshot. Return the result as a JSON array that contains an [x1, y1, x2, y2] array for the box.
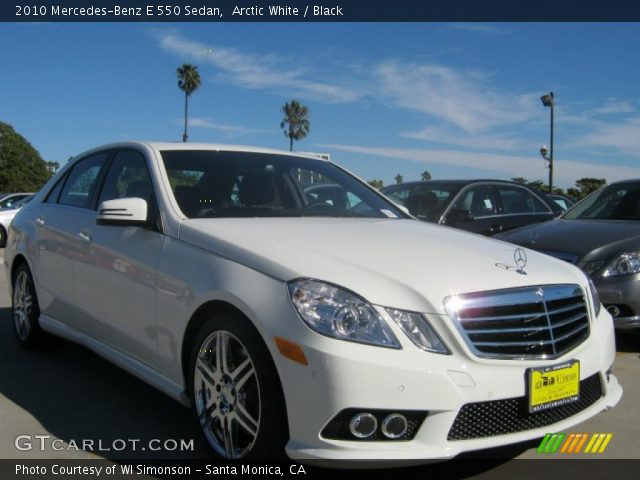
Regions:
[[445, 208, 474, 223], [97, 197, 148, 227]]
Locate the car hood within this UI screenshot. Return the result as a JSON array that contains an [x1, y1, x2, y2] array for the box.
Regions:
[[496, 219, 640, 260], [180, 218, 587, 314]]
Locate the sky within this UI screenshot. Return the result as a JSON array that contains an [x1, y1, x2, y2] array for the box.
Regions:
[[1, 22, 639, 188]]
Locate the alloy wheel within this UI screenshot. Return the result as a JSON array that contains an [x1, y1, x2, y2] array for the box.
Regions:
[[194, 330, 261, 459], [13, 270, 33, 341]]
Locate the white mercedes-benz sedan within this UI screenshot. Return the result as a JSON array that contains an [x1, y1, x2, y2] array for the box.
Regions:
[[5, 141, 621, 461]]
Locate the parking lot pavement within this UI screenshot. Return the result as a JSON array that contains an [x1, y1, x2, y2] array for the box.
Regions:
[[0, 248, 638, 463]]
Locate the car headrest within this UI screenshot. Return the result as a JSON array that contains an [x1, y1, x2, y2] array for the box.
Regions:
[[239, 172, 276, 206]]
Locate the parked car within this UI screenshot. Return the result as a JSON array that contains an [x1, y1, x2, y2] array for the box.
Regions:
[[0, 195, 33, 247], [381, 180, 560, 235], [497, 179, 640, 330], [0, 192, 33, 210], [5, 142, 620, 461]]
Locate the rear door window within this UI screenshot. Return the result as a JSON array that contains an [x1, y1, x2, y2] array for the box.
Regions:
[[496, 185, 550, 214], [59, 153, 110, 209], [451, 185, 498, 218]]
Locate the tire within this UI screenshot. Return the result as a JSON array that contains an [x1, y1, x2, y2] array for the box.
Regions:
[[188, 313, 289, 459], [0, 226, 6, 248], [12, 263, 48, 349]]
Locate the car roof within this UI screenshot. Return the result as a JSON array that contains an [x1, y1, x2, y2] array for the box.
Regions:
[[382, 179, 534, 189], [74, 141, 330, 162], [608, 179, 640, 185]]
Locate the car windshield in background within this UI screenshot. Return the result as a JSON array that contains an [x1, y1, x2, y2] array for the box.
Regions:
[[161, 150, 404, 219], [563, 183, 640, 220], [11, 196, 33, 208], [384, 183, 461, 220]]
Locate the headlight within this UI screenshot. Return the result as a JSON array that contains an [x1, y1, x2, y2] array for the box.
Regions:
[[288, 279, 400, 349], [602, 251, 640, 277], [386, 309, 449, 354], [588, 278, 601, 317]]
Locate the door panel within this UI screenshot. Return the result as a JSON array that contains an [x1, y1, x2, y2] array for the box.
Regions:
[[33, 203, 81, 324], [34, 152, 111, 329], [72, 149, 162, 364]]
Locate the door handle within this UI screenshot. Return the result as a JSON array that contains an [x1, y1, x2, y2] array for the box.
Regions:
[[489, 224, 503, 234], [36, 216, 45, 225], [78, 231, 92, 243]]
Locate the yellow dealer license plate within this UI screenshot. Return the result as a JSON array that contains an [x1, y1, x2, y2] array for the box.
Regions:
[[528, 360, 580, 413]]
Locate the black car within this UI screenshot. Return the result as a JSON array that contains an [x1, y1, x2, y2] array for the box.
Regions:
[[381, 180, 560, 235], [496, 180, 640, 330]]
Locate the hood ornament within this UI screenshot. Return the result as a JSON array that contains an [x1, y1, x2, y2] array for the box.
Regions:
[[495, 248, 528, 275], [514, 248, 528, 274]]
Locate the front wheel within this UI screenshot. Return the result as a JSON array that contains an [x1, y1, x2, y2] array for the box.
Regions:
[[188, 314, 288, 459]]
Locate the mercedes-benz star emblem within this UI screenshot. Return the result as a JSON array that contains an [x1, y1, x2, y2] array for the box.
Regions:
[[514, 248, 527, 274]]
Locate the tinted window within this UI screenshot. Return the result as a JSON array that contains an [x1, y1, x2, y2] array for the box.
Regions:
[[0, 194, 30, 209], [564, 184, 640, 220], [383, 183, 459, 220], [451, 185, 497, 217], [496, 185, 549, 214], [161, 150, 404, 219], [98, 150, 153, 204], [384, 186, 411, 205], [12, 195, 33, 208], [59, 153, 109, 209], [45, 173, 68, 204]]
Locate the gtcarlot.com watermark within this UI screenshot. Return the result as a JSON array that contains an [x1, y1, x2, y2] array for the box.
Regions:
[[15, 435, 194, 452]]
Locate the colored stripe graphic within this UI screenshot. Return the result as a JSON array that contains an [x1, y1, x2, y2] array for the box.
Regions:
[[537, 433, 565, 453], [538, 433, 613, 454], [585, 433, 613, 453]]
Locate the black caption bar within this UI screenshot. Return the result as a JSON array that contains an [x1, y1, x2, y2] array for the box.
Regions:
[[3, 459, 640, 480], [2, 0, 640, 22]]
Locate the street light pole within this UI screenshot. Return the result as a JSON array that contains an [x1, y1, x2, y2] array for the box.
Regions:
[[540, 92, 555, 193]]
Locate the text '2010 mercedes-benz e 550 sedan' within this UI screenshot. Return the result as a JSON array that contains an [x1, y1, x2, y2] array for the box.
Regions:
[[5, 142, 621, 462]]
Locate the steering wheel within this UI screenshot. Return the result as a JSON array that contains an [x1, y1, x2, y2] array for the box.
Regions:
[[303, 202, 334, 211]]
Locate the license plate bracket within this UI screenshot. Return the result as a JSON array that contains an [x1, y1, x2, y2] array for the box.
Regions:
[[527, 360, 580, 413]]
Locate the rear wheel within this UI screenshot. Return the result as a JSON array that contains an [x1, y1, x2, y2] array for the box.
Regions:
[[188, 313, 288, 459], [12, 263, 48, 348]]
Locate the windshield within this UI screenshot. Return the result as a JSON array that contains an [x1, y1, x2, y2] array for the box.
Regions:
[[563, 183, 640, 220], [0, 194, 29, 209], [12, 195, 33, 208], [161, 150, 405, 219]]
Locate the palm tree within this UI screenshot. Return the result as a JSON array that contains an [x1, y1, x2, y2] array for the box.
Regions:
[[280, 100, 310, 151], [177, 64, 202, 142]]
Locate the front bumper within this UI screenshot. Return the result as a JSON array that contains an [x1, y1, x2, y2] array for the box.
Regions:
[[274, 307, 622, 462], [594, 273, 640, 330]]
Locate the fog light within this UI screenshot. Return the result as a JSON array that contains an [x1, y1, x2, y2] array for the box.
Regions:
[[349, 413, 377, 439], [606, 305, 621, 318], [381, 413, 408, 439], [606, 368, 612, 383]]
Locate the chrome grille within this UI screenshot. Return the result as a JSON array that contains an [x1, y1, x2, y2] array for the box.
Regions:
[[444, 285, 590, 359]]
